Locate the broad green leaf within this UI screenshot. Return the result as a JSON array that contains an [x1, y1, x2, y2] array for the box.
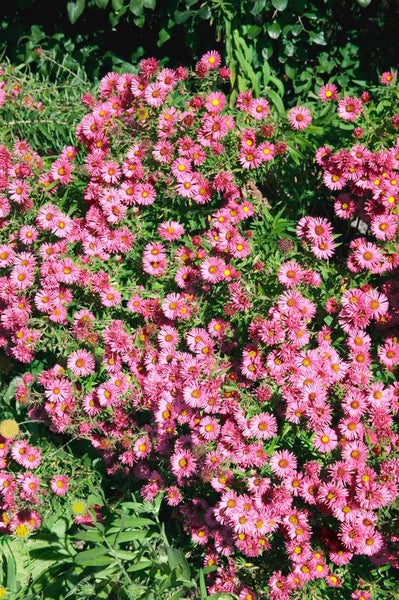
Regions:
[[250, 0, 266, 15], [166, 547, 190, 580], [67, 0, 86, 24], [95, 0, 109, 7], [143, 0, 156, 8], [267, 22, 281, 39], [198, 5, 211, 19], [112, 0, 124, 9], [173, 9, 192, 24], [129, 0, 143, 16], [357, 0, 372, 6], [158, 28, 171, 46], [308, 30, 327, 45], [272, 0, 288, 10]]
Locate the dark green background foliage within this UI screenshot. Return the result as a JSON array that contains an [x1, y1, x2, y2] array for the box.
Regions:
[[1, 0, 399, 95]]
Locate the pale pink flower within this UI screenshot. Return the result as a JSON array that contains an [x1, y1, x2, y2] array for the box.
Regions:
[[287, 106, 312, 130]]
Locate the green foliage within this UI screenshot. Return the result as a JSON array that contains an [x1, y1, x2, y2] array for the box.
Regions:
[[0, 494, 216, 599], [1, 1, 398, 92]]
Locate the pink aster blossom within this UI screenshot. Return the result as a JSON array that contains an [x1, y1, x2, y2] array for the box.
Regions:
[[270, 449, 297, 477], [337, 96, 363, 121], [380, 71, 396, 85], [287, 106, 312, 130], [50, 474, 69, 495], [67, 349, 96, 377], [170, 449, 197, 478], [318, 83, 338, 101]]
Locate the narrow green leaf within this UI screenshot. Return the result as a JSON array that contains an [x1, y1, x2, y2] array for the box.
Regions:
[[74, 546, 109, 565], [127, 560, 153, 572], [267, 89, 285, 114], [73, 530, 103, 543]]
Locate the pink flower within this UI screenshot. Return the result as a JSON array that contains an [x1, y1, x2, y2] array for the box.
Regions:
[[248, 413, 278, 440], [200, 50, 221, 69], [380, 71, 396, 85], [50, 475, 69, 495], [248, 97, 270, 120], [313, 428, 338, 452], [277, 261, 304, 287], [170, 449, 197, 478], [270, 449, 297, 477], [67, 349, 96, 377], [287, 106, 312, 130], [337, 96, 363, 121], [318, 83, 338, 101], [205, 91, 226, 113]]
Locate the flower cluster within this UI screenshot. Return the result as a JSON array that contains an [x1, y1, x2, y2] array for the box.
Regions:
[[0, 52, 398, 599]]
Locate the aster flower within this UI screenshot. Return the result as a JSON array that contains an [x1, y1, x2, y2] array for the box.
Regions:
[[200, 50, 221, 69], [287, 106, 312, 130], [67, 349, 96, 377], [50, 475, 69, 496], [270, 449, 297, 477], [318, 83, 338, 101], [337, 96, 363, 121], [170, 449, 197, 478]]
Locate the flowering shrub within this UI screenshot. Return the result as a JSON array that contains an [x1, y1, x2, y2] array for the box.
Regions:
[[0, 54, 398, 599]]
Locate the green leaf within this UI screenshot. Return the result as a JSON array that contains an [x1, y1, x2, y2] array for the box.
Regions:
[[357, 0, 372, 6], [143, 0, 156, 8], [198, 5, 211, 19], [114, 517, 155, 528], [271, 0, 288, 9], [74, 546, 108, 565], [267, 22, 281, 39], [112, 0, 124, 9], [173, 9, 192, 23], [308, 30, 327, 45], [166, 547, 191, 580], [185, 0, 199, 5], [129, 0, 143, 16], [250, 0, 266, 15], [158, 28, 171, 46], [127, 560, 153, 572], [95, 0, 109, 7], [73, 530, 103, 543], [67, 0, 86, 24]]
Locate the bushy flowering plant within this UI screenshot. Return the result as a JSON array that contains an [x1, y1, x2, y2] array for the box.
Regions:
[[0, 53, 398, 599]]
